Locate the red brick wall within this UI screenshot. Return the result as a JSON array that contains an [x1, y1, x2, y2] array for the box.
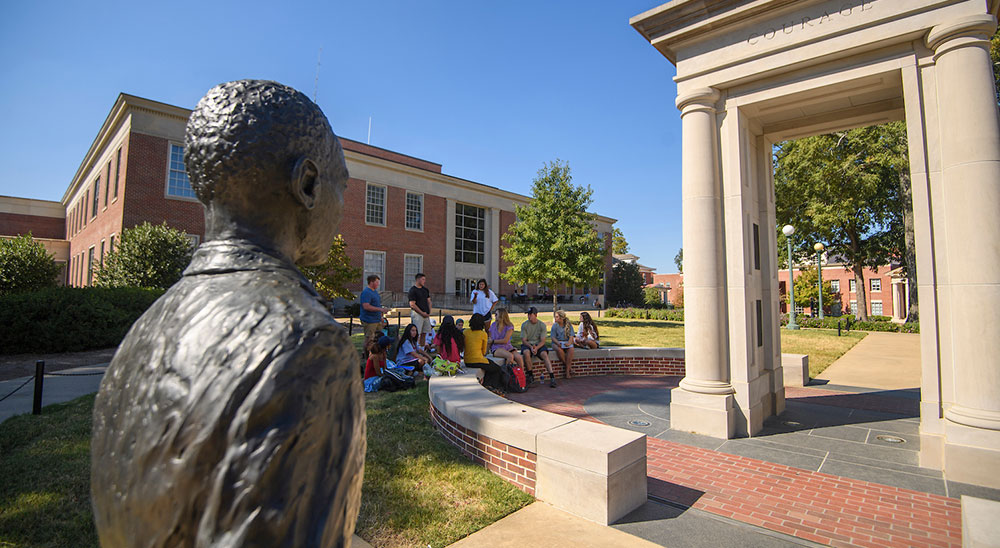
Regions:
[[338, 177, 447, 294], [121, 133, 205, 237], [0, 212, 64, 239], [778, 264, 895, 317], [429, 403, 537, 496], [67, 140, 129, 286], [524, 353, 686, 379]]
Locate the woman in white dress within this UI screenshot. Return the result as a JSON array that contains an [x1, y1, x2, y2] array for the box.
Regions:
[[470, 278, 499, 329]]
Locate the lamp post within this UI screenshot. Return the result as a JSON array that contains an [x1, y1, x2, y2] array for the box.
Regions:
[[782, 225, 799, 330], [814, 242, 825, 320]]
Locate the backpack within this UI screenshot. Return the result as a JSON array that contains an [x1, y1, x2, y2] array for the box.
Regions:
[[504, 363, 528, 393], [380, 368, 416, 392]]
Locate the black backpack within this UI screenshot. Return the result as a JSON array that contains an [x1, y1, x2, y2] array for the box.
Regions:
[[502, 363, 529, 394], [380, 368, 416, 392]]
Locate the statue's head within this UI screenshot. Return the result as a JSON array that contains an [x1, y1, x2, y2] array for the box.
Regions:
[[184, 80, 347, 265]]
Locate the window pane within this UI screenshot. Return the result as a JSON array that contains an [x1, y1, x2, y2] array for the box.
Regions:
[[366, 185, 385, 225], [167, 144, 196, 198]]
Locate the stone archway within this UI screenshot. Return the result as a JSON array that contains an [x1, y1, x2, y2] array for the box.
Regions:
[[631, 0, 1000, 489]]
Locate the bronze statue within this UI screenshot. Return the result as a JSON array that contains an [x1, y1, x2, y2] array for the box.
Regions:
[[91, 80, 365, 548]]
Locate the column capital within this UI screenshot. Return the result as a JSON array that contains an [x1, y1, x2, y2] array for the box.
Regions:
[[676, 87, 720, 115], [926, 14, 997, 55]]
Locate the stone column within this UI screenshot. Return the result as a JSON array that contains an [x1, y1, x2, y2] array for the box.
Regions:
[[671, 87, 736, 439], [926, 14, 1000, 487]]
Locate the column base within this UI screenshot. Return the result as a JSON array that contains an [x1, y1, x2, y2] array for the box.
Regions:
[[670, 386, 735, 439], [938, 419, 1000, 490]]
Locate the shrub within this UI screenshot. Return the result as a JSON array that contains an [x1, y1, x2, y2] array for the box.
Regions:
[[0, 234, 63, 296], [779, 314, 919, 333], [0, 286, 163, 354], [869, 315, 892, 322], [94, 222, 192, 290], [604, 307, 684, 322]]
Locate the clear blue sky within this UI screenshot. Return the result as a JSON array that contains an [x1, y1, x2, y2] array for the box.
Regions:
[[0, 0, 685, 273]]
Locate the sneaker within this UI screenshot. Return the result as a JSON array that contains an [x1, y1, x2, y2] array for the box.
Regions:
[[549, 378, 557, 388]]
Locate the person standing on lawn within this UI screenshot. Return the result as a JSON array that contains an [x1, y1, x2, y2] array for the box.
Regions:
[[360, 274, 391, 354], [520, 307, 556, 388], [470, 278, 499, 329], [408, 273, 433, 338]]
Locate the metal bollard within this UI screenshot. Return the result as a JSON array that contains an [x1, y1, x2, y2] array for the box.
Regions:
[[348, 314, 353, 336], [32, 360, 44, 415], [838, 321, 842, 337]]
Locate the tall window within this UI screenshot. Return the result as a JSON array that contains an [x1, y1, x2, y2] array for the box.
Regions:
[[403, 254, 423, 289], [92, 178, 100, 217], [405, 192, 423, 231], [870, 278, 881, 292], [455, 203, 485, 264], [109, 234, 115, 252], [849, 279, 857, 293], [871, 301, 883, 315], [100, 240, 105, 267], [113, 146, 121, 199], [363, 251, 385, 284], [167, 144, 196, 198], [365, 184, 386, 225], [850, 300, 858, 315], [84, 192, 89, 225], [104, 162, 111, 206], [830, 279, 840, 293], [87, 247, 95, 286]]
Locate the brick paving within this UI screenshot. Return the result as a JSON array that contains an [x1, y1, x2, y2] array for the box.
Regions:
[[508, 376, 963, 547]]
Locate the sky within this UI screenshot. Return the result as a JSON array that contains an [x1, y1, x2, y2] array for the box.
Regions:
[[0, 0, 685, 273]]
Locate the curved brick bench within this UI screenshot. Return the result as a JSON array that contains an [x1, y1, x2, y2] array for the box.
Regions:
[[530, 347, 686, 379], [428, 374, 647, 525]]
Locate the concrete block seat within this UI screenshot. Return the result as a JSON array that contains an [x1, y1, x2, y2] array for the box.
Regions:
[[428, 374, 647, 525]]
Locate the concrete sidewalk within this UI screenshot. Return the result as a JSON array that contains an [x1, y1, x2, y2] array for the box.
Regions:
[[0, 364, 107, 423], [813, 331, 921, 390]]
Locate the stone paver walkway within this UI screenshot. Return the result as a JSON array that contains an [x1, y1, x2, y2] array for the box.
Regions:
[[508, 376, 969, 548]]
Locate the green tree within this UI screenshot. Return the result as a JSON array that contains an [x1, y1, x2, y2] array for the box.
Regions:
[[643, 286, 663, 306], [611, 227, 629, 254], [991, 26, 999, 104], [785, 265, 840, 314], [0, 233, 63, 296], [774, 122, 908, 321], [608, 261, 644, 306], [299, 235, 361, 300], [94, 222, 193, 290], [673, 248, 683, 273], [502, 160, 605, 311]]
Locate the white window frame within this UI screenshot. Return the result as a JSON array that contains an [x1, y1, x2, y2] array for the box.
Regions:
[[830, 279, 840, 293], [363, 250, 386, 286], [405, 191, 424, 231], [365, 183, 387, 226], [403, 254, 423, 291], [871, 300, 883, 316], [870, 278, 882, 292], [850, 300, 858, 315], [849, 279, 857, 293], [165, 142, 199, 201], [455, 202, 486, 264], [109, 233, 116, 253]]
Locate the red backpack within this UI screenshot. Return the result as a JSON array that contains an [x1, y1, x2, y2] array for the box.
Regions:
[[505, 362, 528, 393]]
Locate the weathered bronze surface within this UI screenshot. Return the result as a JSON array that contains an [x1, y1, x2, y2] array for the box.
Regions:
[[91, 80, 364, 548]]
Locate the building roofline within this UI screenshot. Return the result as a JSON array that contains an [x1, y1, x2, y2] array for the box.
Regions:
[[59, 92, 617, 226]]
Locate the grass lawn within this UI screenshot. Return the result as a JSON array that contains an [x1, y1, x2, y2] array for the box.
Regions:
[[0, 386, 532, 548]]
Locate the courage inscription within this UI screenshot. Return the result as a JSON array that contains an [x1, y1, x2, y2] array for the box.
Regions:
[[747, 1, 875, 46]]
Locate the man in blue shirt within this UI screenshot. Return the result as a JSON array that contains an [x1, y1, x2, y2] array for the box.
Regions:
[[360, 274, 390, 352]]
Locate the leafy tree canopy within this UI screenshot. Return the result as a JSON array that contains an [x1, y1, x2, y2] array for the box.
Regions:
[[299, 235, 361, 300], [608, 261, 644, 307], [774, 122, 907, 320], [501, 160, 605, 310], [611, 227, 629, 254], [674, 248, 683, 273], [786, 265, 841, 311], [0, 233, 63, 296], [643, 286, 663, 306], [991, 26, 999, 104], [94, 222, 193, 290]]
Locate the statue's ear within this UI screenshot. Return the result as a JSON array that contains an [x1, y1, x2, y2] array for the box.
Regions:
[[291, 157, 319, 210]]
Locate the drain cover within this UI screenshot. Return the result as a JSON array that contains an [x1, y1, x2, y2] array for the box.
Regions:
[[876, 434, 905, 444], [628, 419, 651, 427]]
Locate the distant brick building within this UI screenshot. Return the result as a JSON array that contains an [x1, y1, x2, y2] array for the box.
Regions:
[[3, 93, 616, 304]]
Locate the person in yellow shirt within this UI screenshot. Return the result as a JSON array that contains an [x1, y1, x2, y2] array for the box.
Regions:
[[464, 313, 503, 391]]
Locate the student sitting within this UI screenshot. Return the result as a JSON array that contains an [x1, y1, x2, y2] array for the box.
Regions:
[[433, 315, 464, 363], [396, 323, 432, 372], [488, 308, 525, 371], [551, 310, 576, 378], [363, 336, 393, 392], [574, 311, 600, 349], [464, 313, 504, 392]]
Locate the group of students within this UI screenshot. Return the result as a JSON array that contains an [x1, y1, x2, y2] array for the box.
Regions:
[[363, 305, 601, 395]]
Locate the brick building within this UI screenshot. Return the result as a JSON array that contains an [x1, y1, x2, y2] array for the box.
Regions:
[[3, 93, 616, 304]]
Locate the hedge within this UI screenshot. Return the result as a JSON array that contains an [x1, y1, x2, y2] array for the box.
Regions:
[[0, 286, 164, 354], [604, 307, 685, 322], [780, 314, 919, 333]]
